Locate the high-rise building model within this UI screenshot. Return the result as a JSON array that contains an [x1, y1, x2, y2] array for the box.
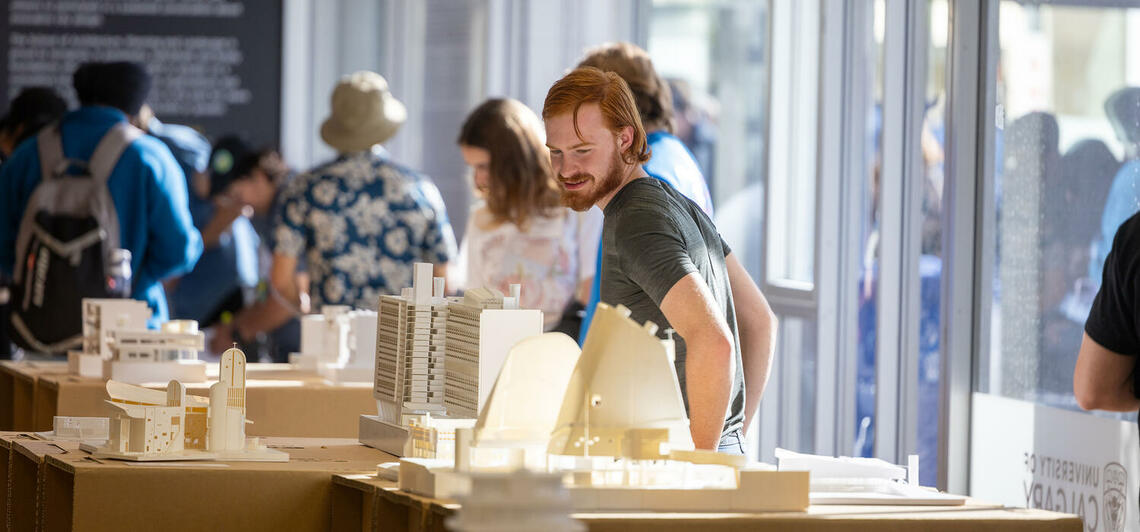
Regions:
[[360, 263, 543, 457]]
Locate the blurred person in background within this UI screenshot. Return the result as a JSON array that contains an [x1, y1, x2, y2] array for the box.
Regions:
[[268, 71, 456, 317], [452, 98, 600, 336], [208, 146, 302, 361], [0, 87, 67, 358]]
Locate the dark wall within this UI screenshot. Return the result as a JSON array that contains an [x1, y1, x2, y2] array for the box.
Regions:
[[0, 0, 282, 147]]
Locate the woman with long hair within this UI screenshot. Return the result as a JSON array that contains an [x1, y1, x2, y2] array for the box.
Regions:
[[452, 98, 599, 335]]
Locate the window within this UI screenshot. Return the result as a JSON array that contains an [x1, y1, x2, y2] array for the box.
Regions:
[[978, 1, 1140, 419]]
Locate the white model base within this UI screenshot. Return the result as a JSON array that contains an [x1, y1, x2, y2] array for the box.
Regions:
[[109, 360, 208, 385], [359, 415, 411, 456], [79, 443, 289, 462], [397, 459, 810, 512], [68, 351, 106, 378]]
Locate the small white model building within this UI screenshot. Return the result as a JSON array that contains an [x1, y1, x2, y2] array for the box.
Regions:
[[69, 298, 150, 377], [394, 303, 811, 513], [360, 262, 543, 457], [68, 298, 207, 384], [36, 416, 110, 444], [290, 305, 378, 383], [82, 347, 287, 462], [446, 470, 584, 532]]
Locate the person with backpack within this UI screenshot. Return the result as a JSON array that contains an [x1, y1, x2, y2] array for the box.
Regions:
[[0, 61, 202, 354], [0, 87, 68, 358]]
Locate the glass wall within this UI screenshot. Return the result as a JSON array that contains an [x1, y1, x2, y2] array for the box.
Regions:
[[978, 1, 1140, 422]]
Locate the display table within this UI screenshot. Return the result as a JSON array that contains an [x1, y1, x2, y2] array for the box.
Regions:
[[330, 474, 1083, 532], [32, 364, 375, 436], [41, 438, 395, 532], [0, 361, 68, 430]]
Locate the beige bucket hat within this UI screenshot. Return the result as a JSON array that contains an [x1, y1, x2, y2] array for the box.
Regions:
[[320, 71, 407, 152]]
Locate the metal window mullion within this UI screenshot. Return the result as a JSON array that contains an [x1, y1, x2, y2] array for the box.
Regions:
[[939, 0, 995, 495], [874, 0, 926, 465], [813, 0, 859, 458]]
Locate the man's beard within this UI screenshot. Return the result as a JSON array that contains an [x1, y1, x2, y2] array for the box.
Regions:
[[559, 149, 627, 212]]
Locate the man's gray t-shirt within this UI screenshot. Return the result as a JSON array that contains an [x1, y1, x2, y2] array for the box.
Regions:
[[600, 177, 744, 444]]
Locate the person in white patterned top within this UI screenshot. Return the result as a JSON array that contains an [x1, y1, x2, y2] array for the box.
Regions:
[[451, 98, 601, 335]]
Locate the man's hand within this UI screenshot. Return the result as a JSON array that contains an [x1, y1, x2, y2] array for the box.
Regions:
[[659, 271, 735, 450]]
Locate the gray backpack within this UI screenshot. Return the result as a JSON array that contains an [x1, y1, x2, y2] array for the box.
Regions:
[[10, 121, 142, 354]]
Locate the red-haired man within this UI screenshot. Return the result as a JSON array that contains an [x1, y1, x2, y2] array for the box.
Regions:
[[543, 67, 777, 453]]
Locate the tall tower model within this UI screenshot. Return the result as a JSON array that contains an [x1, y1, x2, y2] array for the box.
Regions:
[[208, 347, 247, 452]]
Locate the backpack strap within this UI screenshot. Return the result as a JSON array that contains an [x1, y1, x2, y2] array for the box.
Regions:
[[35, 122, 65, 182], [88, 122, 144, 184]]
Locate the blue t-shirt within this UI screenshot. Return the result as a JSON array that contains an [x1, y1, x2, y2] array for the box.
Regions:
[[578, 130, 714, 342], [0, 106, 203, 327], [149, 118, 260, 323]]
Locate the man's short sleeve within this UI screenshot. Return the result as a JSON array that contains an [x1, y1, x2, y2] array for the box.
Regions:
[[271, 176, 309, 259], [615, 208, 697, 306], [1087, 214, 1140, 356]]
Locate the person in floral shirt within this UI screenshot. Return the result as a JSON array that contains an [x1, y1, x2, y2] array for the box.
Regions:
[[270, 71, 456, 312]]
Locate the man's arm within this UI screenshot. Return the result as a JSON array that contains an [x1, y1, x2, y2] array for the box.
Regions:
[[659, 272, 736, 450], [1075, 332, 1140, 412], [269, 253, 308, 314], [725, 253, 777, 433]]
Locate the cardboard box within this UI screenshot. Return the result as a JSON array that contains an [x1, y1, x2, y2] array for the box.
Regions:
[[0, 432, 29, 532], [34, 369, 375, 436], [42, 438, 394, 532], [332, 474, 453, 532], [0, 361, 68, 430], [9, 437, 82, 532], [335, 473, 1082, 532]]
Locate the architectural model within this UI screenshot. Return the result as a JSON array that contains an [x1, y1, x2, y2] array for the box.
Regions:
[[446, 470, 584, 532], [68, 298, 149, 376], [81, 347, 288, 462], [443, 285, 542, 418], [359, 262, 543, 457], [394, 303, 811, 513], [290, 305, 378, 383], [67, 298, 207, 384], [36, 416, 110, 444]]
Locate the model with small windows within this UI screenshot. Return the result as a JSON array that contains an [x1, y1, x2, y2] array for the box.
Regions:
[[68, 298, 207, 384], [82, 347, 287, 462]]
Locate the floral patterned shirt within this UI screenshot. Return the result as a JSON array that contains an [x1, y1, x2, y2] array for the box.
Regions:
[[272, 150, 457, 310]]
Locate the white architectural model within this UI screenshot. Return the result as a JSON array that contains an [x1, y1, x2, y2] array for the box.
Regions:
[[447, 470, 584, 532], [68, 298, 207, 384], [444, 285, 542, 418], [82, 347, 287, 462], [394, 303, 810, 513], [290, 305, 378, 383], [360, 263, 543, 457], [36, 416, 110, 444]]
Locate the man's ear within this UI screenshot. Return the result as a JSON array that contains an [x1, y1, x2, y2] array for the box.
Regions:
[[617, 125, 634, 151]]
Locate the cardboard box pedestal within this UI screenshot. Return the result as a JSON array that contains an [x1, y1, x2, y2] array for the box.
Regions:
[[330, 474, 1084, 532], [42, 438, 394, 532], [0, 361, 69, 431], [33, 365, 375, 436]]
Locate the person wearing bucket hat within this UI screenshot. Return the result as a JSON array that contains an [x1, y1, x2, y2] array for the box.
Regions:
[[268, 71, 456, 313]]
